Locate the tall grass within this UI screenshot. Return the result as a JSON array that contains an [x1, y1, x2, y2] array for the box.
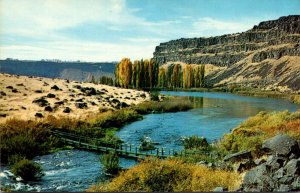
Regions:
[[219, 110, 300, 156], [87, 158, 241, 192], [132, 97, 193, 114], [290, 95, 300, 104], [1, 97, 193, 164], [182, 136, 209, 150], [11, 158, 44, 181], [100, 152, 121, 175]]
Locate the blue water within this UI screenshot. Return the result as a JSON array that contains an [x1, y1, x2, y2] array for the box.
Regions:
[[2, 91, 299, 192], [117, 91, 300, 151]]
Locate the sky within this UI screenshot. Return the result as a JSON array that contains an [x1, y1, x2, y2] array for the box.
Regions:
[[0, 0, 299, 62]]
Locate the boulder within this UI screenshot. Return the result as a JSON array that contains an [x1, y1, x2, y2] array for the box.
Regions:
[[243, 163, 268, 184], [32, 97, 49, 107], [111, 98, 120, 103], [76, 98, 84, 102], [284, 159, 300, 176], [51, 85, 60, 90], [73, 85, 81, 89], [47, 93, 56, 98], [0, 113, 7, 117], [292, 177, 300, 190], [54, 101, 64, 106], [262, 134, 300, 157], [80, 87, 97, 96], [273, 167, 284, 179], [223, 150, 252, 162], [35, 112, 43, 118], [44, 106, 53, 112], [35, 90, 43, 93], [254, 158, 266, 165], [266, 155, 287, 172], [235, 160, 256, 172], [121, 102, 130, 108], [75, 102, 87, 109], [0, 91, 6, 96], [276, 184, 292, 192], [63, 107, 71, 113]]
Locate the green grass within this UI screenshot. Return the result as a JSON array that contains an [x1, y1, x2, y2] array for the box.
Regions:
[[11, 158, 44, 181], [219, 110, 300, 157], [132, 97, 193, 114], [100, 152, 121, 175], [182, 135, 209, 150], [0, 97, 193, 164]]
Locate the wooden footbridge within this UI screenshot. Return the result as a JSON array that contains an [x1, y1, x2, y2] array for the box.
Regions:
[[50, 129, 210, 160]]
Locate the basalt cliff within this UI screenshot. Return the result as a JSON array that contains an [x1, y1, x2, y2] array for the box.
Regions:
[[153, 15, 300, 92]]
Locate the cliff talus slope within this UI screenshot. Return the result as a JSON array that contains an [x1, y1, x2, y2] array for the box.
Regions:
[[153, 15, 300, 91]]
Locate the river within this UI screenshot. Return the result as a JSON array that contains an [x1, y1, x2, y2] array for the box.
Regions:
[[1, 91, 299, 191]]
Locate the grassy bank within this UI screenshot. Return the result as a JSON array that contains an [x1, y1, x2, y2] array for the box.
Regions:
[[87, 158, 241, 192], [219, 110, 300, 156], [159, 86, 300, 104], [87, 109, 300, 192], [0, 97, 193, 164]]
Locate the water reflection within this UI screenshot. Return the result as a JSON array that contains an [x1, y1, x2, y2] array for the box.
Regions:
[[117, 91, 299, 151]]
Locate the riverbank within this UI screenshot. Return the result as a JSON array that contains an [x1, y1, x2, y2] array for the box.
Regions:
[[88, 110, 300, 192], [159, 86, 300, 104]]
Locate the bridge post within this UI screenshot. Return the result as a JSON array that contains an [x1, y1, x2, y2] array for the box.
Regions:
[[135, 147, 138, 156], [130, 144, 132, 152], [156, 148, 159, 156], [161, 148, 164, 157]]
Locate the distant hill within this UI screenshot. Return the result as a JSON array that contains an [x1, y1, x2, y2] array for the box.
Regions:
[[0, 59, 117, 82], [153, 15, 300, 92]]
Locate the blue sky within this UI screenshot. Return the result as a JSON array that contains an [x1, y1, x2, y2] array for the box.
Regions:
[[0, 0, 299, 62]]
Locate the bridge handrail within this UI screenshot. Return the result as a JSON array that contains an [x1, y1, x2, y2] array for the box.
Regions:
[[51, 129, 212, 159]]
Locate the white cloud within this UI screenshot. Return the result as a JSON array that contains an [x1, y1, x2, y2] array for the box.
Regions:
[[0, 40, 156, 62], [123, 37, 163, 43], [0, 0, 130, 33], [0, 1, 261, 62], [189, 17, 255, 37]]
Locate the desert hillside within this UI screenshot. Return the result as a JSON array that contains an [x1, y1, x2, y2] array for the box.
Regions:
[[153, 15, 300, 92], [0, 73, 149, 123]]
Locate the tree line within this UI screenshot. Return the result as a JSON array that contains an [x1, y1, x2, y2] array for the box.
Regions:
[[115, 58, 205, 89]]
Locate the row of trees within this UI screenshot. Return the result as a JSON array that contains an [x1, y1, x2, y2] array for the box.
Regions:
[[89, 75, 114, 86], [115, 58, 205, 89], [115, 58, 159, 89]]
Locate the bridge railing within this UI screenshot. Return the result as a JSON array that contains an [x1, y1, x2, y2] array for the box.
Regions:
[[50, 129, 211, 159]]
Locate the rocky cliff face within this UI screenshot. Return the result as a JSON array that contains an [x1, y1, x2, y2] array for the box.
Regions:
[[153, 15, 300, 91]]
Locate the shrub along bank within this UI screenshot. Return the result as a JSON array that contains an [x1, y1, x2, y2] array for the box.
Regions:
[[88, 109, 300, 192], [0, 96, 193, 165], [87, 158, 241, 192], [220, 110, 300, 157]]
